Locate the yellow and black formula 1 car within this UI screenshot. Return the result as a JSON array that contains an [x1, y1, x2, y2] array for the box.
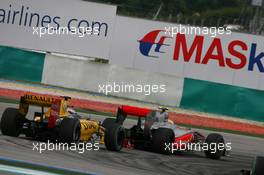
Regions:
[[0, 94, 104, 143]]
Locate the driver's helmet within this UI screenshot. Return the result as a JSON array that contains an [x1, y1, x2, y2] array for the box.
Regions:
[[158, 106, 168, 113], [155, 107, 169, 122], [67, 107, 77, 115]]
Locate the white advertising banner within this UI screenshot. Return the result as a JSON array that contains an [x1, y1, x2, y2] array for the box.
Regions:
[[110, 16, 264, 90], [0, 0, 116, 58]]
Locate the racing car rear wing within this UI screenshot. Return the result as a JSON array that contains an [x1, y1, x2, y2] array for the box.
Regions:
[[18, 94, 71, 128], [20, 94, 71, 107], [115, 105, 152, 125], [21, 94, 54, 107], [119, 105, 151, 118]]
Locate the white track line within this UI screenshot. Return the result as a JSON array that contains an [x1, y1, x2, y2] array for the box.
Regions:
[[0, 164, 62, 175]]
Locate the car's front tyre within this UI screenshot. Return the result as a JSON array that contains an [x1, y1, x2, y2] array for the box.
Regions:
[[59, 118, 80, 143], [204, 133, 225, 159], [152, 128, 174, 154]]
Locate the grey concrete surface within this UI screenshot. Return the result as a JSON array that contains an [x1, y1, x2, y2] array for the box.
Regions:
[[0, 102, 263, 175]]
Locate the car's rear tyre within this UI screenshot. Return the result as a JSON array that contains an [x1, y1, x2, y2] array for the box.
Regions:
[[252, 156, 264, 175], [0, 108, 23, 137], [104, 122, 124, 151], [102, 118, 116, 130], [204, 133, 225, 160], [152, 128, 174, 154], [59, 118, 80, 143]]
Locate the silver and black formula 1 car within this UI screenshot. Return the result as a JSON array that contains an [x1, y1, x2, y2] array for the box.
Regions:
[[102, 105, 230, 160]]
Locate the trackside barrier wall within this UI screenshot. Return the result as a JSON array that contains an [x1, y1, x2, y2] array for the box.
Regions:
[[0, 0, 116, 58], [1, 46, 264, 122], [110, 16, 264, 91], [180, 78, 264, 121], [109, 16, 264, 122], [41, 54, 184, 106], [0, 46, 45, 82]]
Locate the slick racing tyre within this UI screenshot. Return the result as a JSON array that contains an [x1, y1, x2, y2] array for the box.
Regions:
[[102, 118, 116, 130], [0, 108, 23, 137], [152, 128, 174, 154], [59, 118, 80, 143], [104, 122, 125, 151], [252, 156, 264, 175], [204, 133, 225, 159]]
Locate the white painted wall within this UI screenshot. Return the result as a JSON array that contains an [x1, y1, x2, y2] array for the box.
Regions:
[[42, 54, 184, 106]]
